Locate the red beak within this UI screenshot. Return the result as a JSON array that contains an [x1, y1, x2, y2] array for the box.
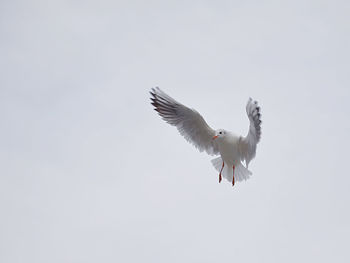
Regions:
[[212, 135, 218, 140]]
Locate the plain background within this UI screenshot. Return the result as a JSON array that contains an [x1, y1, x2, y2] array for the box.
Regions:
[[1, 0, 349, 262]]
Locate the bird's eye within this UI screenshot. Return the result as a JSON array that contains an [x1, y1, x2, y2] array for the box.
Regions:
[[219, 131, 222, 134]]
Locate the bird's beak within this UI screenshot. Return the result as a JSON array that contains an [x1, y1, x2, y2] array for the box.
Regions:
[[212, 135, 218, 140]]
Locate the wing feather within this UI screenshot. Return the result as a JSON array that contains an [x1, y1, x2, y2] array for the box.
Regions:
[[150, 87, 219, 155], [239, 98, 262, 167]]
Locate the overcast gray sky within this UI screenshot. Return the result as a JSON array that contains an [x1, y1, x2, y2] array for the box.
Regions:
[[1, 0, 350, 262]]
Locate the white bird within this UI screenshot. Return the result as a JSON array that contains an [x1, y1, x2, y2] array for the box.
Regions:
[[150, 87, 262, 186]]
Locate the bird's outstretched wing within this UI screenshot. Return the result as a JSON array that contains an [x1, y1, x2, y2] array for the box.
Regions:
[[239, 98, 262, 167], [150, 87, 219, 155]]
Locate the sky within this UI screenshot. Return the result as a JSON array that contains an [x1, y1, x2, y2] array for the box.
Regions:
[[1, 0, 350, 262]]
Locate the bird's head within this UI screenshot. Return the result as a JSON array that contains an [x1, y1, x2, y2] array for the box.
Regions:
[[212, 129, 227, 140]]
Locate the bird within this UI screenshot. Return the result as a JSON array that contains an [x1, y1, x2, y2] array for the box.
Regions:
[[150, 87, 262, 186]]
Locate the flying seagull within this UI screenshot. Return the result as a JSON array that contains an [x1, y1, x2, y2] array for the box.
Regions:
[[150, 87, 262, 186]]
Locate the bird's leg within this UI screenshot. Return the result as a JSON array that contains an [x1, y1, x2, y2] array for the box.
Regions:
[[219, 162, 224, 183], [232, 165, 235, 186]]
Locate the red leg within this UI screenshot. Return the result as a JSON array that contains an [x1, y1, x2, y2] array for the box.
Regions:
[[232, 165, 235, 186], [219, 162, 224, 183]]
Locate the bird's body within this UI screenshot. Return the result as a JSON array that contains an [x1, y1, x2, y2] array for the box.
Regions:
[[217, 132, 240, 166], [211, 131, 254, 184], [150, 87, 262, 186]]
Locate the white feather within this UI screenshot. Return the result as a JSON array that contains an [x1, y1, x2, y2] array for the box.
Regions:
[[239, 98, 262, 168], [211, 157, 252, 182], [150, 87, 219, 155]]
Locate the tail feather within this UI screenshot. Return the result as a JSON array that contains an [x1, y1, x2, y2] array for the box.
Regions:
[[211, 157, 252, 183]]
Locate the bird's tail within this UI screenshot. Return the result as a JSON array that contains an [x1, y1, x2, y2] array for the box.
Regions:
[[211, 157, 252, 183]]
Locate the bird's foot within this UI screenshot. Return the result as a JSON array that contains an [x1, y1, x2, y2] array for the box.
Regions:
[[232, 165, 235, 186], [219, 162, 224, 184]]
